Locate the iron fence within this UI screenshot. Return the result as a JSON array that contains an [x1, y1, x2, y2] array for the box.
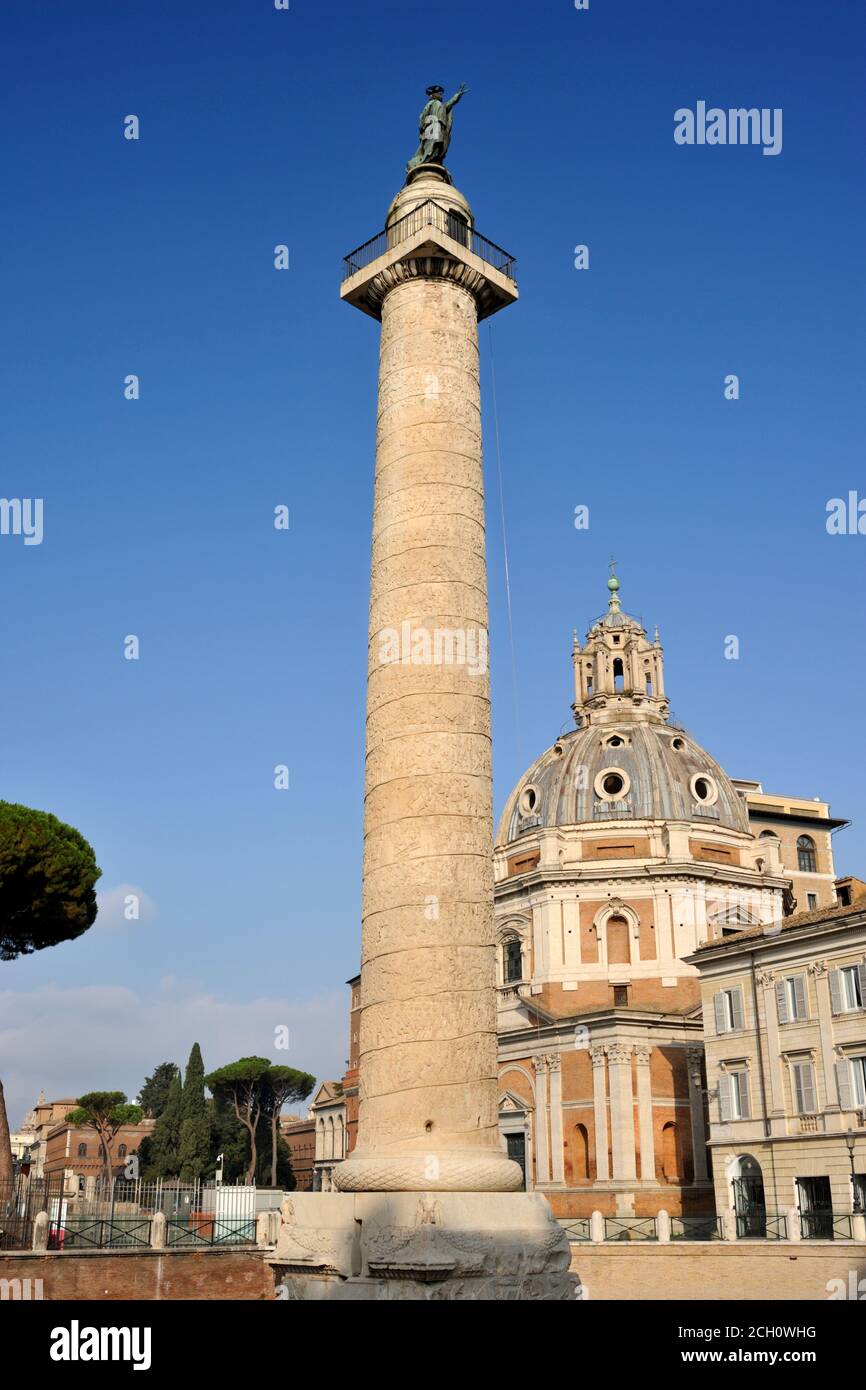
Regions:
[[343, 198, 516, 282], [45, 1178, 259, 1250], [0, 1175, 64, 1251], [670, 1215, 722, 1242], [558, 1217, 592, 1243], [736, 1210, 788, 1240], [58, 1217, 151, 1250], [800, 1211, 854, 1241], [603, 1216, 657, 1242]]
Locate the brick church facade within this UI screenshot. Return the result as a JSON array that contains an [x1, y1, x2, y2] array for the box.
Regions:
[[493, 571, 844, 1219]]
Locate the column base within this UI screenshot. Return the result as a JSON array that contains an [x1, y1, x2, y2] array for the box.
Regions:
[[333, 1148, 523, 1193], [270, 1191, 578, 1301]]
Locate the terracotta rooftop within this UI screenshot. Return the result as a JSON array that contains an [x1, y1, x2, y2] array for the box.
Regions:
[[694, 898, 865, 952]]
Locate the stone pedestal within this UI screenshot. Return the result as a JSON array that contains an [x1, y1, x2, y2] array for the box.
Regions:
[[271, 1192, 577, 1301]]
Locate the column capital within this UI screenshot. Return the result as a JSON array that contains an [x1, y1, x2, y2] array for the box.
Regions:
[[604, 1042, 633, 1065], [633, 1045, 652, 1065]]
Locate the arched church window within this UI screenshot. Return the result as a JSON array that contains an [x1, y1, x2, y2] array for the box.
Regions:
[[760, 830, 776, 839], [613, 657, 624, 692], [797, 836, 817, 873], [503, 938, 522, 983]]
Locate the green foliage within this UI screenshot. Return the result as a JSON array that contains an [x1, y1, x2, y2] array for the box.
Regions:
[[0, 801, 101, 960], [66, 1092, 143, 1182], [66, 1093, 141, 1129], [146, 1073, 183, 1179], [205, 1057, 272, 1184], [178, 1042, 211, 1181], [136, 1062, 179, 1119]]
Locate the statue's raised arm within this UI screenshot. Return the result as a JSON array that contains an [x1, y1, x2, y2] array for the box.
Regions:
[[445, 83, 469, 113], [406, 83, 469, 178]]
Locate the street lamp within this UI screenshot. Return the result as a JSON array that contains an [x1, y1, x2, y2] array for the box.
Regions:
[[845, 1129, 862, 1213]]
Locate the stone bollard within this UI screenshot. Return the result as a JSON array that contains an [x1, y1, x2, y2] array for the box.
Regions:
[[256, 1211, 275, 1248], [150, 1211, 166, 1250], [721, 1208, 738, 1241], [785, 1206, 801, 1242], [852, 1211, 866, 1242], [590, 1210, 605, 1243], [32, 1210, 49, 1251], [656, 1209, 671, 1243]]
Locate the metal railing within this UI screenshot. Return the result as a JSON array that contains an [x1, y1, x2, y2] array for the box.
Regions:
[[0, 1175, 64, 1251], [736, 1210, 788, 1240], [167, 1216, 256, 1247], [604, 1216, 658, 1242], [343, 199, 516, 283], [800, 1211, 854, 1241], [558, 1217, 592, 1242], [55, 1217, 151, 1250], [670, 1215, 722, 1242]]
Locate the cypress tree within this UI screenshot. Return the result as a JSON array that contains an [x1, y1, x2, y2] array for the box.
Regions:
[[178, 1042, 212, 1181], [148, 1072, 182, 1178]]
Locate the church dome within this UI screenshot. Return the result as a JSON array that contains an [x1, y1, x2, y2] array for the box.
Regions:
[[497, 720, 749, 845]]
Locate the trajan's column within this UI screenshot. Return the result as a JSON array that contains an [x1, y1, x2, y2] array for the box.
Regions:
[[273, 87, 575, 1300]]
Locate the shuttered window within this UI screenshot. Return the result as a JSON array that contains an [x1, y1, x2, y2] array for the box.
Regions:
[[713, 986, 745, 1033], [718, 1070, 750, 1121], [776, 975, 808, 1023], [829, 964, 866, 1014], [791, 1061, 817, 1114]]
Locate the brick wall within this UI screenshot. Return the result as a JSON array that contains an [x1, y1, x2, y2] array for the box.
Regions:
[[0, 1248, 275, 1301]]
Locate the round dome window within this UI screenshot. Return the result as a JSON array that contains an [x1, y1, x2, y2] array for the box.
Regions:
[[671, 737, 686, 752], [594, 767, 631, 801], [690, 773, 719, 806], [519, 786, 538, 816]]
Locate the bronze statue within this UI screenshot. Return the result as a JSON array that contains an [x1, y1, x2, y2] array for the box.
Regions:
[[406, 83, 469, 176]]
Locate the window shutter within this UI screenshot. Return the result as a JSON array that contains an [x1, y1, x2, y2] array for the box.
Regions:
[[792, 975, 807, 1021], [718, 1073, 732, 1122], [713, 991, 728, 1035], [735, 1072, 750, 1120], [795, 1063, 817, 1114], [829, 969, 843, 1016], [835, 1058, 853, 1110], [857, 963, 866, 1005], [730, 987, 745, 1031], [775, 979, 789, 1024]]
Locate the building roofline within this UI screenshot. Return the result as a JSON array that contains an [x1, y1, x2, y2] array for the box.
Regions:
[[687, 900, 866, 959]]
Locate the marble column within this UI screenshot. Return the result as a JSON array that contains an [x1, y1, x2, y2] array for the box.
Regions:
[[335, 169, 520, 1193]]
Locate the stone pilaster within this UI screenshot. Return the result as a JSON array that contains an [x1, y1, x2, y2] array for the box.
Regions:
[[591, 1046, 610, 1180], [633, 1045, 656, 1182], [605, 1043, 637, 1182], [686, 1046, 709, 1182], [532, 1054, 551, 1184]]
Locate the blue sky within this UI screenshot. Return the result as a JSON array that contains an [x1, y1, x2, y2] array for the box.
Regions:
[[1, 0, 863, 1125]]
